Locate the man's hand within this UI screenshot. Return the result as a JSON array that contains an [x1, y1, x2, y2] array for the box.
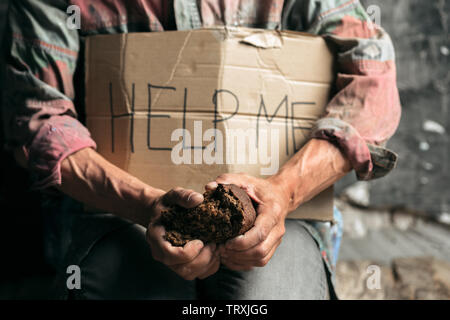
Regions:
[[204, 139, 352, 271], [206, 174, 291, 271], [146, 188, 221, 280], [59, 140, 350, 276], [59, 148, 221, 280]]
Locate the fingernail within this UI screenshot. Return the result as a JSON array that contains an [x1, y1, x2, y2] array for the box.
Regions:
[[192, 193, 203, 203], [206, 181, 218, 190], [191, 240, 203, 248]]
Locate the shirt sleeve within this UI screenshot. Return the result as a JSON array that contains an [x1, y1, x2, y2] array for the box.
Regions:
[[284, 0, 402, 180], [2, 0, 96, 189]]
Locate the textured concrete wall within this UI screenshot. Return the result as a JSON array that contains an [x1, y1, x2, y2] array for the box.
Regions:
[[337, 0, 450, 219]]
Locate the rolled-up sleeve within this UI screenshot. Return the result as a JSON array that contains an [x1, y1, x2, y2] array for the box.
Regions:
[[2, 0, 96, 189], [285, 0, 402, 180]]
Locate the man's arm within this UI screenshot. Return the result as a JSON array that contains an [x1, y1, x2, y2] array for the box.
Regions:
[[3, 0, 96, 189], [58, 147, 165, 227], [58, 147, 220, 280], [3, 1, 218, 281], [4, 1, 166, 226], [211, 0, 401, 270], [207, 138, 350, 270], [283, 0, 402, 181], [270, 138, 352, 212]]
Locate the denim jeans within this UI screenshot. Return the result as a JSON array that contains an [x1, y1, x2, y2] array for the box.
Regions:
[[54, 211, 330, 300]]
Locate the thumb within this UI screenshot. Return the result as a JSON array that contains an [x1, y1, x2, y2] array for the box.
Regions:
[[163, 188, 204, 208]]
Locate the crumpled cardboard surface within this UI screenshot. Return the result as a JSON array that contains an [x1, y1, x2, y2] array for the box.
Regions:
[[85, 27, 336, 220]]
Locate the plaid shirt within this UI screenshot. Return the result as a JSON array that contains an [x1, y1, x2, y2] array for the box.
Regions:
[[2, 0, 401, 292]]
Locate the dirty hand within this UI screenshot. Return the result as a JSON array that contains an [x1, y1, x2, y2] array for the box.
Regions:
[[146, 188, 220, 280], [205, 173, 291, 270]]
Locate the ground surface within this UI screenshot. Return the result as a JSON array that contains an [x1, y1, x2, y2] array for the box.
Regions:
[[335, 199, 450, 299]]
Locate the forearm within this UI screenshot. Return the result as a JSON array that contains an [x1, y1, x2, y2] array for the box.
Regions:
[[270, 138, 352, 212], [293, 0, 401, 180], [58, 147, 164, 226]]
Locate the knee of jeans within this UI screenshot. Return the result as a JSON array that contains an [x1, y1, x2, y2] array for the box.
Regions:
[[72, 224, 195, 300], [73, 224, 149, 299], [207, 221, 329, 300], [285, 222, 324, 267], [284, 221, 319, 251], [281, 220, 329, 299]]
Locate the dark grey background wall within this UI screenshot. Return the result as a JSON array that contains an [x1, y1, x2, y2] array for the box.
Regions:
[[0, 1, 6, 38], [337, 0, 449, 220]]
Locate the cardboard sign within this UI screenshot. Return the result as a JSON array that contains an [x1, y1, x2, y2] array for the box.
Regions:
[[85, 27, 336, 220]]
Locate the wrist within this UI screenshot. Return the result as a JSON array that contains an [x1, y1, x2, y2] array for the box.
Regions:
[[60, 147, 166, 227], [267, 174, 297, 215], [130, 185, 165, 227], [139, 186, 165, 211]]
